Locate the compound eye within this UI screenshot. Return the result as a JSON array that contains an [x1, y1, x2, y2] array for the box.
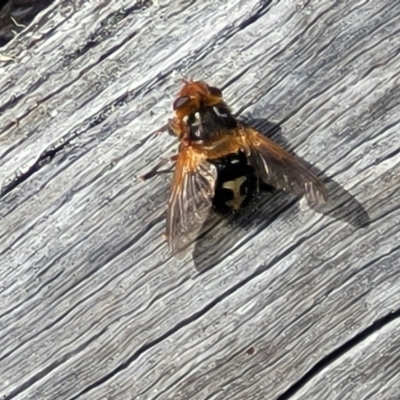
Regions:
[[173, 96, 190, 110], [208, 85, 222, 97]]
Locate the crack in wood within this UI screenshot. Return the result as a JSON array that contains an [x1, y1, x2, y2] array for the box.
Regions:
[[65, 225, 328, 399], [1, 326, 108, 400], [276, 308, 400, 400], [0, 139, 70, 199], [0, 1, 56, 47]]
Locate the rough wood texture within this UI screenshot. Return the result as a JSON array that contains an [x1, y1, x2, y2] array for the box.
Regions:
[[291, 318, 400, 400], [1, 0, 400, 399]]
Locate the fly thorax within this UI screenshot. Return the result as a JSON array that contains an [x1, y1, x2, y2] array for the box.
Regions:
[[184, 106, 238, 142]]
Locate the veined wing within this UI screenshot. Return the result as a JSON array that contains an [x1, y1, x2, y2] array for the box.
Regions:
[[167, 149, 217, 257], [242, 126, 328, 205]]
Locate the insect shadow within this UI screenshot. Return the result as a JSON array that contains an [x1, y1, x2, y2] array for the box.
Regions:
[[192, 117, 370, 273]]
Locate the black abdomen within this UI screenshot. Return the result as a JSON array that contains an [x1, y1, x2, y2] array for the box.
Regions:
[[210, 152, 259, 215]]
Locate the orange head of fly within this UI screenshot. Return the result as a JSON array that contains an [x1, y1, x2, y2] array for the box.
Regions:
[[172, 79, 226, 121]]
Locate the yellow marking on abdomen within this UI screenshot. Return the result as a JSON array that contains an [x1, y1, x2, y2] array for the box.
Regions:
[[222, 176, 247, 210]]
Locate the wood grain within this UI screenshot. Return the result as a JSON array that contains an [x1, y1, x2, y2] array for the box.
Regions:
[[0, 0, 399, 399], [290, 318, 400, 400]]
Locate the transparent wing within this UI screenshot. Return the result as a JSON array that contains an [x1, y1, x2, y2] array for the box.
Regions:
[[243, 127, 328, 205], [167, 150, 217, 257]]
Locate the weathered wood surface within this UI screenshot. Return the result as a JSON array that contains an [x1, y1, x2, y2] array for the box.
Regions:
[[0, 0, 400, 399], [291, 318, 400, 400]]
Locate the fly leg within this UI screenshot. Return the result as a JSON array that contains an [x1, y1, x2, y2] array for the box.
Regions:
[[140, 154, 178, 181]]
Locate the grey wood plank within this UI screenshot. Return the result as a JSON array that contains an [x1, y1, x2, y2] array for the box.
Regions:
[[290, 318, 400, 400], [0, 0, 399, 399], [77, 232, 400, 400]]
